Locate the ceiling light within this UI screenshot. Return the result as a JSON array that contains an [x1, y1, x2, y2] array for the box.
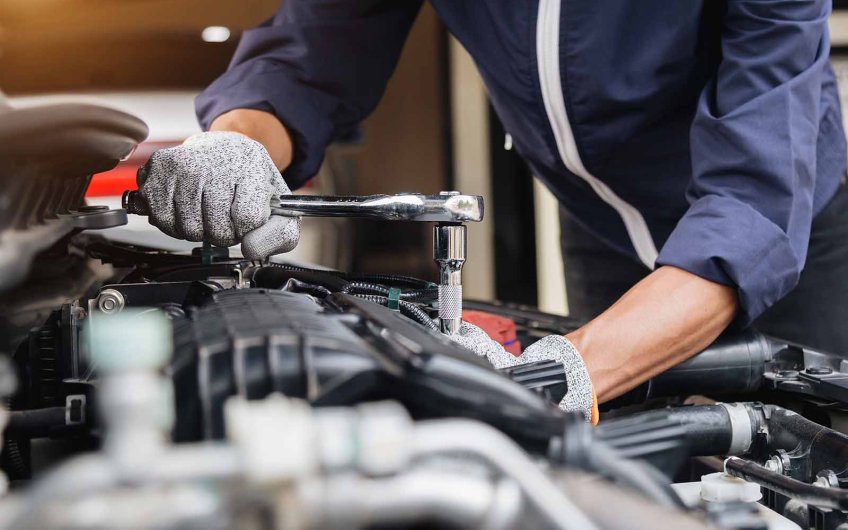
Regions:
[[201, 26, 231, 43]]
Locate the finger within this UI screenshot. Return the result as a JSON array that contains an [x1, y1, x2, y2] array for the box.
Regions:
[[137, 147, 176, 186], [173, 171, 204, 242], [136, 161, 150, 187], [201, 178, 237, 247], [231, 179, 272, 239], [138, 157, 179, 238], [240, 215, 301, 260]]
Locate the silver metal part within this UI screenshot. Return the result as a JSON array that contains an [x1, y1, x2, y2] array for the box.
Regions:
[[297, 471, 522, 530], [719, 402, 754, 456], [434, 224, 467, 334], [814, 470, 840, 489], [96, 289, 125, 314], [65, 395, 86, 427], [763, 455, 785, 475], [269, 192, 484, 223]]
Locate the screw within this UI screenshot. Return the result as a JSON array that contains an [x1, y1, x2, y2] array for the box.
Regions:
[[97, 289, 125, 314], [807, 366, 833, 375]]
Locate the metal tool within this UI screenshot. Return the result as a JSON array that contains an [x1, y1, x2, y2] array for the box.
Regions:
[[269, 193, 483, 223], [122, 190, 482, 335], [433, 222, 466, 335]]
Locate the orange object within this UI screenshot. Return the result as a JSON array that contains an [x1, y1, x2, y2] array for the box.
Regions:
[[590, 388, 600, 425], [463, 310, 522, 356]]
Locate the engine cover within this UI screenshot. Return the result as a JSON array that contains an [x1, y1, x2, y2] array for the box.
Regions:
[[170, 288, 564, 443]]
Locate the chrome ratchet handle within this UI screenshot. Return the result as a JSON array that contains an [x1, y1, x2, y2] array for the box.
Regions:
[[269, 193, 484, 223]]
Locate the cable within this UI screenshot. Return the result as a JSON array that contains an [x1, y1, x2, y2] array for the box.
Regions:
[[352, 294, 440, 331], [342, 282, 438, 302], [725, 457, 848, 510]]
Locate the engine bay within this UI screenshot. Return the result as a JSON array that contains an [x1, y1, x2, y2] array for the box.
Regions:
[[3, 102, 848, 530]]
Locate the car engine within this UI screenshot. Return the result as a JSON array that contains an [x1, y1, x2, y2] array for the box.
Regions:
[[2, 102, 848, 530]]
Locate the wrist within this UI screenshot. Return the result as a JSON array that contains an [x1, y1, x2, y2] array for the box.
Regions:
[[209, 108, 293, 171]]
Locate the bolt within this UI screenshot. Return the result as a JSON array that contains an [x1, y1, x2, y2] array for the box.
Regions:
[[97, 289, 125, 314], [764, 456, 784, 475], [815, 470, 840, 489], [807, 366, 833, 375]]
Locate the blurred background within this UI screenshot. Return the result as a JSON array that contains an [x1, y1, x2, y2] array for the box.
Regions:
[[4, 1, 848, 314]]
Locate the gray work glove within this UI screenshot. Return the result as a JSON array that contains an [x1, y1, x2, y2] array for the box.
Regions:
[[137, 131, 301, 260], [450, 322, 597, 423]]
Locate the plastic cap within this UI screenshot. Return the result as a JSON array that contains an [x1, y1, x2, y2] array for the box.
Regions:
[[87, 310, 172, 371], [700, 472, 762, 503]]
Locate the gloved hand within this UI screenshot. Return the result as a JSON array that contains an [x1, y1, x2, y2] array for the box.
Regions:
[[136, 131, 301, 260], [451, 322, 598, 424]]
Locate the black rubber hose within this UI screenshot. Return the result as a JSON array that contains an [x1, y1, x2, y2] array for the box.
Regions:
[[760, 404, 848, 483], [599, 405, 740, 457], [6, 407, 67, 438], [250, 264, 350, 292], [606, 329, 772, 408], [353, 294, 440, 331], [646, 329, 771, 399], [725, 457, 848, 510]]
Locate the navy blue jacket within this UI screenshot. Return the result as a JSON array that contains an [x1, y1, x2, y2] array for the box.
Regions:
[[197, 1, 847, 325]]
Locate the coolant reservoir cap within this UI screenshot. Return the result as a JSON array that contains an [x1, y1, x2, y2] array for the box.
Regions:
[[700, 472, 762, 503], [87, 309, 172, 371]]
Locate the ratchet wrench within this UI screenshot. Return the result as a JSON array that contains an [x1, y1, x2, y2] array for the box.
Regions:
[[122, 190, 483, 335]]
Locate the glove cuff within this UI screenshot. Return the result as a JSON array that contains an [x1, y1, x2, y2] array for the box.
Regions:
[[521, 335, 597, 424]]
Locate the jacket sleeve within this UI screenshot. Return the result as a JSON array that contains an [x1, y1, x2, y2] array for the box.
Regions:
[[655, 0, 833, 325], [196, 1, 423, 189]]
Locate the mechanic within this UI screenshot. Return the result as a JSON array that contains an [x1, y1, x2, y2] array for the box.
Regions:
[[136, 2, 848, 423]]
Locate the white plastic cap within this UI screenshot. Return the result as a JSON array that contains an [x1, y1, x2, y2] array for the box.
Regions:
[[87, 310, 172, 372], [700, 472, 762, 503]]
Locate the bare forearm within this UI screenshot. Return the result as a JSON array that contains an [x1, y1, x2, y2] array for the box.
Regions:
[[209, 108, 293, 171], [567, 265, 738, 403]]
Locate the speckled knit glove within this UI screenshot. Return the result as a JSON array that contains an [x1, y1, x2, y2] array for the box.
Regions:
[[451, 322, 598, 423], [136, 131, 300, 259]]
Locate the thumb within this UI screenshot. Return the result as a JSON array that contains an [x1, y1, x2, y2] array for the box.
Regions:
[[240, 215, 301, 260]]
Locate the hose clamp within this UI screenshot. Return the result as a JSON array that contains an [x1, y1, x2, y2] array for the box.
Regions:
[[719, 402, 754, 456]]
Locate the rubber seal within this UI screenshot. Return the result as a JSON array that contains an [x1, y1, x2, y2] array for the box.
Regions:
[[387, 288, 401, 311]]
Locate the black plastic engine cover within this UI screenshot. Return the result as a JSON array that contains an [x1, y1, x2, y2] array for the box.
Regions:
[[170, 289, 382, 441], [170, 289, 563, 444]]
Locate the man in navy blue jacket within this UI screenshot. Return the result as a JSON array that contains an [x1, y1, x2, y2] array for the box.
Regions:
[[136, 1, 848, 421]]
